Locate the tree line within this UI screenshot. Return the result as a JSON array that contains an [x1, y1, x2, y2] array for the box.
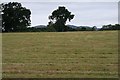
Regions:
[[100, 24, 120, 30], [1, 2, 120, 32]]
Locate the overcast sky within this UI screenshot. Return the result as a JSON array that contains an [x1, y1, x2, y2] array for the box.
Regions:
[[2, 0, 119, 28]]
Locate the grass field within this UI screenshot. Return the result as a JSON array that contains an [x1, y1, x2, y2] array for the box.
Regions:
[[2, 31, 118, 78]]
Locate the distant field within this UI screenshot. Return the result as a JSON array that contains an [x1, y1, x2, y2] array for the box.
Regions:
[[2, 31, 118, 78]]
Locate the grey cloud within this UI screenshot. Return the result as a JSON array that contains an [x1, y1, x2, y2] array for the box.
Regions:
[[22, 2, 118, 27]]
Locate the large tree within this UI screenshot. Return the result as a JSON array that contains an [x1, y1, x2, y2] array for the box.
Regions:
[[1, 2, 31, 32], [48, 6, 74, 32]]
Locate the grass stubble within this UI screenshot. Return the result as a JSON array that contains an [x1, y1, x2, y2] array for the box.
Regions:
[[2, 31, 118, 78]]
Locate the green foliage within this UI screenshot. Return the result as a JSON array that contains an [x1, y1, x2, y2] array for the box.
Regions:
[[81, 27, 86, 31], [92, 26, 97, 31], [1, 2, 31, 32], [26, 27, 47, 32], [48, 6, 74, 32], [46, 25, 56, 32], [100, 24, 120, 30]]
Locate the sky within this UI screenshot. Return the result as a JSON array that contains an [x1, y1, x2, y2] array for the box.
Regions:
[[1, 0, 119, 28]]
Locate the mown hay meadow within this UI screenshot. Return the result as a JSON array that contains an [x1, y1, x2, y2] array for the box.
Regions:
[[2, 31, 118, 78]]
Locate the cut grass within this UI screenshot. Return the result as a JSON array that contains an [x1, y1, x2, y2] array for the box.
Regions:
[[2, 31, 118, 78]]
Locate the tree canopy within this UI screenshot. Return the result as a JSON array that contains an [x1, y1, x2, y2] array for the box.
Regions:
[[48, 6, 74, 32], [101, 24, 120, 30], [1, 2, 31, 32]]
